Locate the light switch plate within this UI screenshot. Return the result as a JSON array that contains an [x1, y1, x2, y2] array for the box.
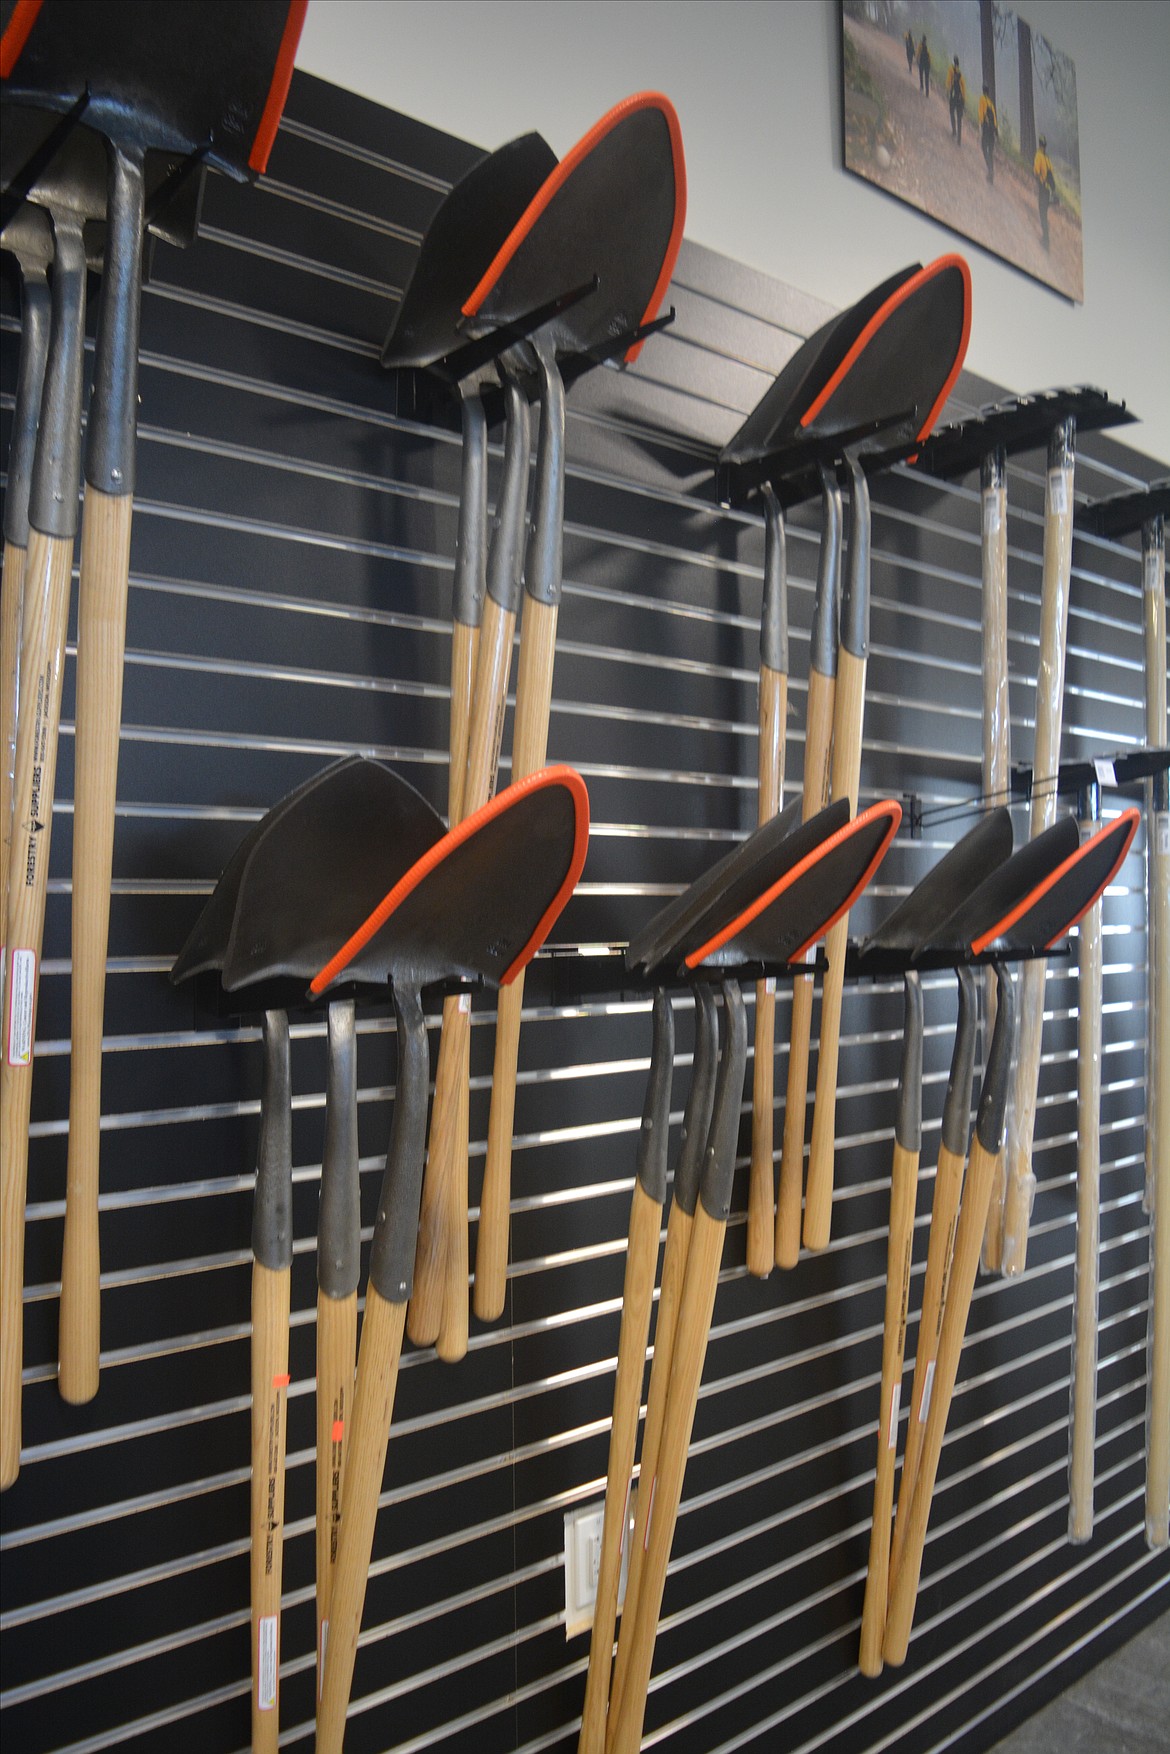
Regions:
[[563, 1493, 636, 1639]]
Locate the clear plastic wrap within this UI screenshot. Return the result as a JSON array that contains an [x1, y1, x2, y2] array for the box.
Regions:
[[1068, 848, 1102, 1544], [1143, 515, 1166, 1214], [1000, 423, 1076, 1276], [979, 448, 1011, 1272], [1146, 798, 1170, 1551]]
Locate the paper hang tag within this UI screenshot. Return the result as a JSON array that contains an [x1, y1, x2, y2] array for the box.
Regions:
[[1048, 469, 1069, 517], [1092, 757, 1117, 789]]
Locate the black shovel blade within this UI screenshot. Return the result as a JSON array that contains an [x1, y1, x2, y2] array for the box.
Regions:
[[929, 815, 1081, 958], [857, 808, 1014, 965], [462, 93, 685, 366], [1, 0, 305, 175], [970, 809, 1139, 955], [217, 762, 445, 990], [381, 132, 558, 371], [170, 758, 367, 983], [311, 765, 589, 997], [692, 799, 902, 968], [799, 255, 971, 456], [627, 795, 807, 976], [720, 264, 919, 465]]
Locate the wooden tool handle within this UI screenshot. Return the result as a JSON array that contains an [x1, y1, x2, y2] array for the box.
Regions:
[[1146, 803, 1170, 1550], [1068, 891, 1102, 1543], [605, 1203, 725, 1754], [883, 1133, 999, 1665], [998, 435, 1074, 1276], [1, 538, 26, 953], [59, 486, 134, 1404], [776, 972, 813, 1268], [316, 1285, 406, 1754], [748, 662, 786, 1279], [406, 992, 467, 1348], [413, 590, 518, 1355], [1142, 523, 1166, 1216], [890, 1140, 965, 1584], [251, 1258, 291, 1753], [999, 956, 1045, 1275], [475, 972, 524, 1323], [579, 1179, 663, 1754], [775, 662, 837, 1269], [859, 1139, 919, 1676], [804, 643, 867, 1253], [316, 1287, 357, 1701], [608, 1200, 693, 1726], [476, 595, 559, 1326], [1, 526, 74, 1489]]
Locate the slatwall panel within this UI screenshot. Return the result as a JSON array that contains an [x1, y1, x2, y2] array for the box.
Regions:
[[1, 70, 1166, 1754]]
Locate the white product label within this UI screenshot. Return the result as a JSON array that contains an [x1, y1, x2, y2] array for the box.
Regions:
[[6, 948, 35, 1066], [1158, 814, 1170, 857], [1093, 758, 1116, 789], [887, 1382, 901, 1449], [983, 496, 1002, 536], [1048, 470, 1068, 516], [919, 1360, 936, 1424], [458, 991, 471, 1014], [258, 1614, 278, 1711], [765, 976, 776, 995]]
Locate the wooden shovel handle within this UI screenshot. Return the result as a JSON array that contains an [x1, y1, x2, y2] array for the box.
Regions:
[[1142, 521, 1166, 1216], [59, 486, 134, 1404], [316, 1285, 406, 1754], [251, 1258, 290, 1754], [999, 440, 1075, 1276], [1, 525, 74, 1489], [476, 595, 559, 1325], [608, 1199, 693, 1727], [883, 1134, 999, 1666], [316, 1287, 357, 1699], [890, 1140, 964, 1584], [411, 593, 517, 1355], [859, 1139, 919, 1676], [605, 1202, 725, 1754], [748, 661, 786, 1279], [1, 538, 25, 953], [406, 992, 467, 1349], [776, 662, 836, 1268], [579, 1179, 663, 1754], [804, 645, 867, 1253]]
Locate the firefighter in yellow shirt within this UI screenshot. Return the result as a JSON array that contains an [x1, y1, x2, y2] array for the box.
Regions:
[[979, 84, 998, 183], [1034, 134, 1057, 249], [947, 56, 966, 145]]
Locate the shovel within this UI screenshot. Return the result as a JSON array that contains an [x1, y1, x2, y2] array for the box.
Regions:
[[173, 756, 443, 1749], [0, 199, 51, 953], [309, 764, 589, 1753], [853, 807, 1013, 1676], [437, 93, 687, 1349], [606, 797, 902, 1754], [802, 258, 973, 1253], [2, 0, 307, 1408], [719, 257, 971, 1263], [883, 804, 1140, 1666], [0, 147, 87, 1489]]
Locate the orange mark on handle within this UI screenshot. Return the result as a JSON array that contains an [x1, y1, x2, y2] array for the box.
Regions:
[[273, 1373, 290, 1389], [331, 1419, 345, 1442]]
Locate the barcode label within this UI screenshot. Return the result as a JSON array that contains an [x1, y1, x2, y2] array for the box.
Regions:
[[6, 949, 35, 1066], [257, 1614, 278, 1710], [1048, 470, 1068, 516], [1093, 758, 1116, 788], [983, 496, 1002, 535]]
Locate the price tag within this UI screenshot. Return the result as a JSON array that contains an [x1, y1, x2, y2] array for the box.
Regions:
[[1048, 469, 1069, 516], [1093, 758, 1116, 789]]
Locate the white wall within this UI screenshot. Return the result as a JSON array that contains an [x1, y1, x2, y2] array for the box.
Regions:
[[296, 0, 1169, 465]]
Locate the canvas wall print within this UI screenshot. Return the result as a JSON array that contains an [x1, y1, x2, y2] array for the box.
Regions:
[[842, 1, 1083, 302]]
